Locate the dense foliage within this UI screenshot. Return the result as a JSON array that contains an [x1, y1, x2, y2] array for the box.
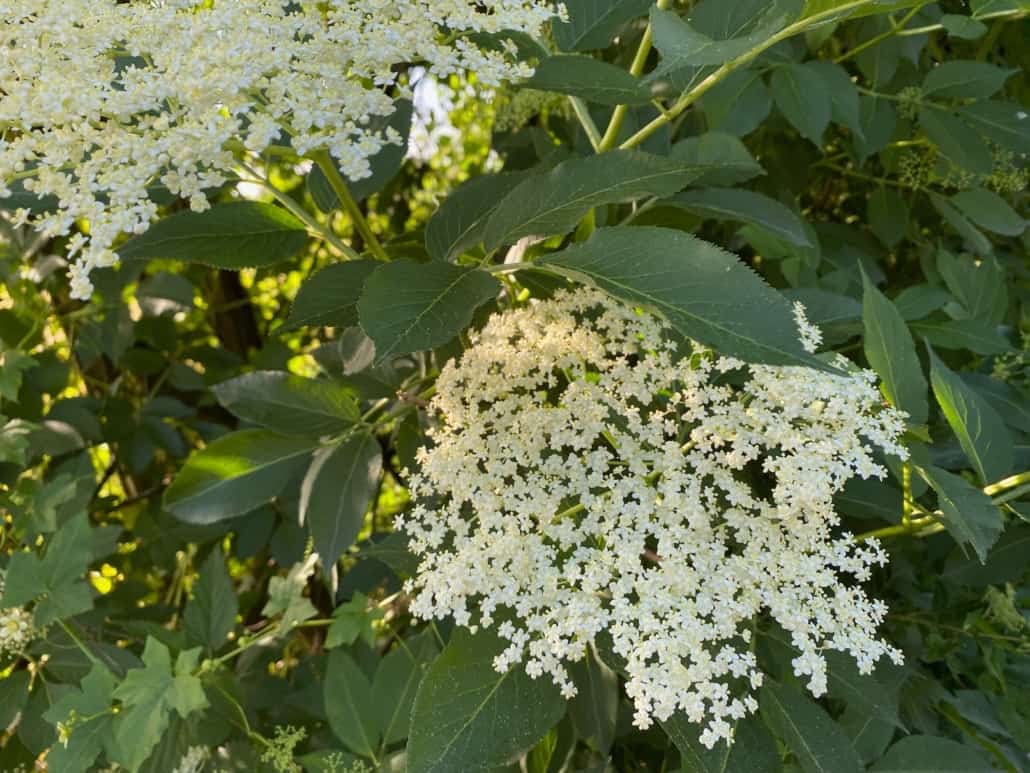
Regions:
[[1, 0, 1028, 771]]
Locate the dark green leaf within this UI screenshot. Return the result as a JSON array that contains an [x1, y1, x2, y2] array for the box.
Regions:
[[425, 172, 528, 261], [867, 188, 908, 248], [957, 100, 1030, 155], [526, 55, 652, 105], [918, 107, 993, 175], [962, 374, 1030, 434], [942, 525, 1030, 586], [917, 464, 1004, 562], [861, 272, 928, 425], [951, 188, 1026, 236], [42, 664, 116, 773], [909, 318, 1010, 355], [771, 63, 832, 145], [922, 60, 1015, 100], [759, 681, 863, 773], [540, 227, 824, 368], [928, 347, 1012, 484], [300, 433, 382, 567], [324, 650, 381, 758], [669, 132, 764, 186], [118, 202, 308, 268], [553, 0, 653, 51], [182, 546, 237, 651], [213, 371, 360, 436], [929, 194, 993, 255], [372, 632, 439, 745], [357, 260, 500, 365], [407, 628, 565, 773], [672, 188, 812, 246], [663, 713, 780, 773], [853, 96, 897, 161], [482, 151, 710, 249], [936, 251, 1005, 324], [569, 649, 618, 752], [163, 430, 317, 524], [809, 61, 863, 139], [939, 14, 988, 39], [870, 735, 995, 771], [701, 68, 773, 136], [283, 260, 378, 330]]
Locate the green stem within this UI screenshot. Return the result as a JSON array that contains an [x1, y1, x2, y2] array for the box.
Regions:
[[834, 3, 929, 64], [568, 97, 602, 151], [619, 0, 878, 150], [310, 151, 390, 261], [982, 470, 1030, 498], [58, 620, 102, 667], [597, 0, 673, 152], [895, 8, 1027, 36]]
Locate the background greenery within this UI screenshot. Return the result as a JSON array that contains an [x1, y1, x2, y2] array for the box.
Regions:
[[0, 0, 1028, 770]]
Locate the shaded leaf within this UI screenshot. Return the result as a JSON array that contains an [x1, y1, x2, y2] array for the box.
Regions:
[[917, 464, 1004, 562], [553, 0, 653, 51], [526, 55, 652, 105], [672, 188, 811, 246], [772, 63, 832, 145], [213, 371, 360, 437], [324, 650, 381, 758], [283, 260, 378, 331], [870, 735, 994, 771], [182, 546, 237, 652], [759, 681, 863, 773]]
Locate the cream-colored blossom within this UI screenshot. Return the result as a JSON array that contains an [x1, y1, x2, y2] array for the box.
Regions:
[[0, 0, 558, 298], [399, 288, 906, 747], [0, 571, 36, 657]]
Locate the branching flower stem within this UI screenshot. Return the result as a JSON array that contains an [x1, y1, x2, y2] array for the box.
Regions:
[[310, 150, 390, 261]]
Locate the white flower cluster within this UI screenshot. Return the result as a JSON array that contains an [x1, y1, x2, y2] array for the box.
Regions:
[[399, 289, 907, 747], [0, 571, 35, 658], [0, 0, 557, 299]]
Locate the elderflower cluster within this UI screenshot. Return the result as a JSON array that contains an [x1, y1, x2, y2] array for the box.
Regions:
[[0, 0, 558, 299], [399, 288, 907, 747]]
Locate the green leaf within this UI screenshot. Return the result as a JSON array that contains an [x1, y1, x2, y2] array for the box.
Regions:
[[110, 639, 208, 773], [301, 433, 381, 568], [482, 150, 710, 250], [892, 284, 953, 321], [918, 107, 993, 175], [962, 374, 1030, 433], [854, 96, 897, 161], [951, 188, 1026, 236], [759, 681, 863, 773], [118, 202, 308, 268], [957, 100, 1030, 155], [870, 735, 995, 771], [357, 260, 500, 365], [324, 650, 381, 758], [701, 68, 773, 136], [939, 14, 988, 39], [942, 525, 1030, 586], [526, 55, 652, 105], [325, 591, 383, 649], [213, 371, 359, 437], [283, 260, 378, 330], [861, 272, 928, 425], [669, 132, 764, 186], [662, 714, 780, 773], [372, 632, 439, 745], [936, 250, 1006, 323], [929, 194, 993, 255], [917, 465, 1004, 562], [771, 63, 832, 145], [425, 172, 529, 261], [1, 512, 94, 626], [672, 188, 812, 246], [867, 188, 908, 248], [262, 554, 319, 631], [0, 349, 36, 402], [552, 0, 653, 51], [540, 227, 823, 368], [648, 5, 793, 74], [922, 60, 1015, 100], [42, 664, 117, 773], [568, 649, 618, 752], [909, 318, 1010, 355], [163, 430, 318, 524], [407, 628, 565, 773], [809, 61, 864, 140], [928, 347, 1012, 484], [182, 546, 237, 652]]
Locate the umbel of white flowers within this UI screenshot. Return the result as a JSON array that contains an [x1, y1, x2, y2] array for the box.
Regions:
[[0, 0, 558, 299], [399, 289, 907, 748]]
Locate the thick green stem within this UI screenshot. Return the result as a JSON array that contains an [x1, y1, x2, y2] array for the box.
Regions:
[[311, 151, 390, 261], [619, 0, 877, 151], [597, 0, 673, 152], [568, 96, 603, 151]]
